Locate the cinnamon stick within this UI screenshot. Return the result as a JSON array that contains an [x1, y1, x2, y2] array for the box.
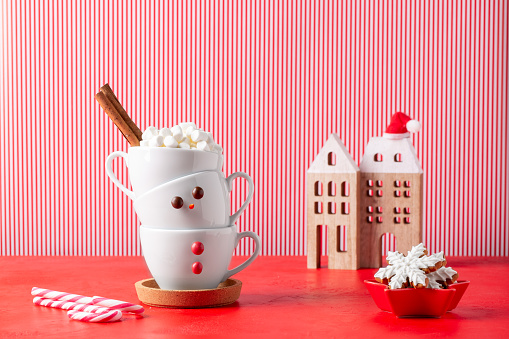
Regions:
[[95, 91, 140, 146], [100, 84, 143, 141]]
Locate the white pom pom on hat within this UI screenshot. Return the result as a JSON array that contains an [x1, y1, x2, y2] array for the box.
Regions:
[[383, 112, 421, 139], [406, 119, 422, 133]]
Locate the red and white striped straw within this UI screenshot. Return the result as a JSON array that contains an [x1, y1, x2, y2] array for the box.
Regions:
[[33, 297, 111, 314], [91, 296, 144, 314], [31, 287, 93, 304], [67, 310, 123, 323]]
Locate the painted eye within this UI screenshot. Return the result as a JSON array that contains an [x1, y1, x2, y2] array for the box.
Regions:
[[171, 196, 184, 209], [192, 186, 204, 200]]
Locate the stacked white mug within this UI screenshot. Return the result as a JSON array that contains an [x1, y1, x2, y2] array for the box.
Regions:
[[106, 146, 260, 290]]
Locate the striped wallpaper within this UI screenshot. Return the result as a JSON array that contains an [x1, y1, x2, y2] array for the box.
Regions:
[[0, 0, 507, 257]]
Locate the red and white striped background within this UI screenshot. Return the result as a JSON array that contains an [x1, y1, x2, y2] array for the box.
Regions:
[[0, 1, 507, 256]]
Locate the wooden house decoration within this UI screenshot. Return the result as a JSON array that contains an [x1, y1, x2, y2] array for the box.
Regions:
[[306, 134, 361, 270], [307, 112, 423, 269], [359, 135, 423, 268]]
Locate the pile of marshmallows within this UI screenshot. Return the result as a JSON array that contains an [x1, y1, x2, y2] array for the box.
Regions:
[[140, 122, 223, 154]]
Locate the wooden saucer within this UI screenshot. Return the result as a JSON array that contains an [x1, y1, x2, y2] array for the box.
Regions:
[[134, 278, 242, 308]]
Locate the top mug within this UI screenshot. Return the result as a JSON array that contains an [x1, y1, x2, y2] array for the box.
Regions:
[[106, 147, 224, 200]]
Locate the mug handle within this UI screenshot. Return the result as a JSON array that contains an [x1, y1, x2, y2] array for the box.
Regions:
[[105, 151, 135, 200], [226, 172, 254, 225], [222, 231, 261, 281]]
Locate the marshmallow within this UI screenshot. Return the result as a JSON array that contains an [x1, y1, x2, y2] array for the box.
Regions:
[[179, 122, 197, 132], [159, 128, 171, 138], [139, 140, 150, 147], [149, 135, 164, 147], [212, 144, 223, 154], [179, 141, 191, 149], [196, 140, 210, 151], [206, 132, 215, 143], [170, 125, 184, 141], [184, 126, 196, 137], [163, 136, 179, 148], [191, 130, 208, 142], [142, 126, 158, 141]]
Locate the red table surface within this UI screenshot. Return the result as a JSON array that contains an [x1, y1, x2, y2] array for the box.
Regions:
[[1, 256, 508, 338]]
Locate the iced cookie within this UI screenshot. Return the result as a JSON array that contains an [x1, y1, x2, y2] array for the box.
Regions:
[[427, 266, 459, 289], [374, 243, 446, 289]]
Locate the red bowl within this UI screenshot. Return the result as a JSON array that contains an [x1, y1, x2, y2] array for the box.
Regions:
[[364, 279, 392, 312], [447, 280, 470, 311], [364, 280, 470, 317]]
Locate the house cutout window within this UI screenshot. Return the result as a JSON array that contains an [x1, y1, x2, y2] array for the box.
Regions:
[[404, 207, 411, 214], [336, 225, 347, 252], [367, 206, 373, 213], [328, 202, 336, 214], [341, 181, 350, 197], [314, 181, 323, 196], [404, 191, 411, 197], [328, 152, 336, 166], [341, 202, 350, 215], [376, 180, 383, 187], [394, 217, 401, 223], [328, 181, 336, 196], [367, 189, 373, 197], [374, 153, 383, 162], [394, 190, 401, 197], [315, 225, 327, 266], [394, 153, 402, 162], [381, 233, 397, 257], [376, 206, 383, 213], [404, 181, 411, 187], [394, 207, 401, 214], [376, 216, 383, 223], [404, 217, 411, 224], [376, 190, 383, 197], [314, 202, 323, 214], [367, 180, 374, 187], [394, 180, 401, 187], [367, 216, 373, 223]]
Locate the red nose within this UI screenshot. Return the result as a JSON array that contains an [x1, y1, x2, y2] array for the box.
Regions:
[[189, 204, 195, 209]]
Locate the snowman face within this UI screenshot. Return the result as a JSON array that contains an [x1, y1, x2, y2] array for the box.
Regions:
[[133, 171, 230, 228], [171, 186, 205, 210]]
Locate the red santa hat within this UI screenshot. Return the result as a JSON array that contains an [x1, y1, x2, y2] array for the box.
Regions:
[[383, 112, 421, 139]]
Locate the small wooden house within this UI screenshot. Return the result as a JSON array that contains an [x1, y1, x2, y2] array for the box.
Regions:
[[306, 134, 360, 270]]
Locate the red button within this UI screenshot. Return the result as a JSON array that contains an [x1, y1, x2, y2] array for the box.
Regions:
[[192, 242, 204, 255], [192, 262, 203, 274]]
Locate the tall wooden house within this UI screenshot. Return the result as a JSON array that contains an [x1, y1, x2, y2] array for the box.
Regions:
[[358, 136, 423, 268], [306, 134, 360, 269], [307, 113, 423, 269]]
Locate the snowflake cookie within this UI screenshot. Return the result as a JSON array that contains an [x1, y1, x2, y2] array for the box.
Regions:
[[374, 243, 448, 289], [427, 267, 459, 289]]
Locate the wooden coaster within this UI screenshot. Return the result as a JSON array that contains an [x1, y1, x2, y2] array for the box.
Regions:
[[134, 278, 242, 308]]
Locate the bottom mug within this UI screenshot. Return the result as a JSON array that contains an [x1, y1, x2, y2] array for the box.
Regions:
[[140, 225, 261, 290]]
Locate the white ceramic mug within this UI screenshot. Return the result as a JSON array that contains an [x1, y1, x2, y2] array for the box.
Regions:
[[140, 225, 260, 290], [105, 147, 224, 199], [133, 170, 253, 229]]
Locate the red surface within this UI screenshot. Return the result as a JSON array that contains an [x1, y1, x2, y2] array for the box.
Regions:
[[1, 256, 509, 337]]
